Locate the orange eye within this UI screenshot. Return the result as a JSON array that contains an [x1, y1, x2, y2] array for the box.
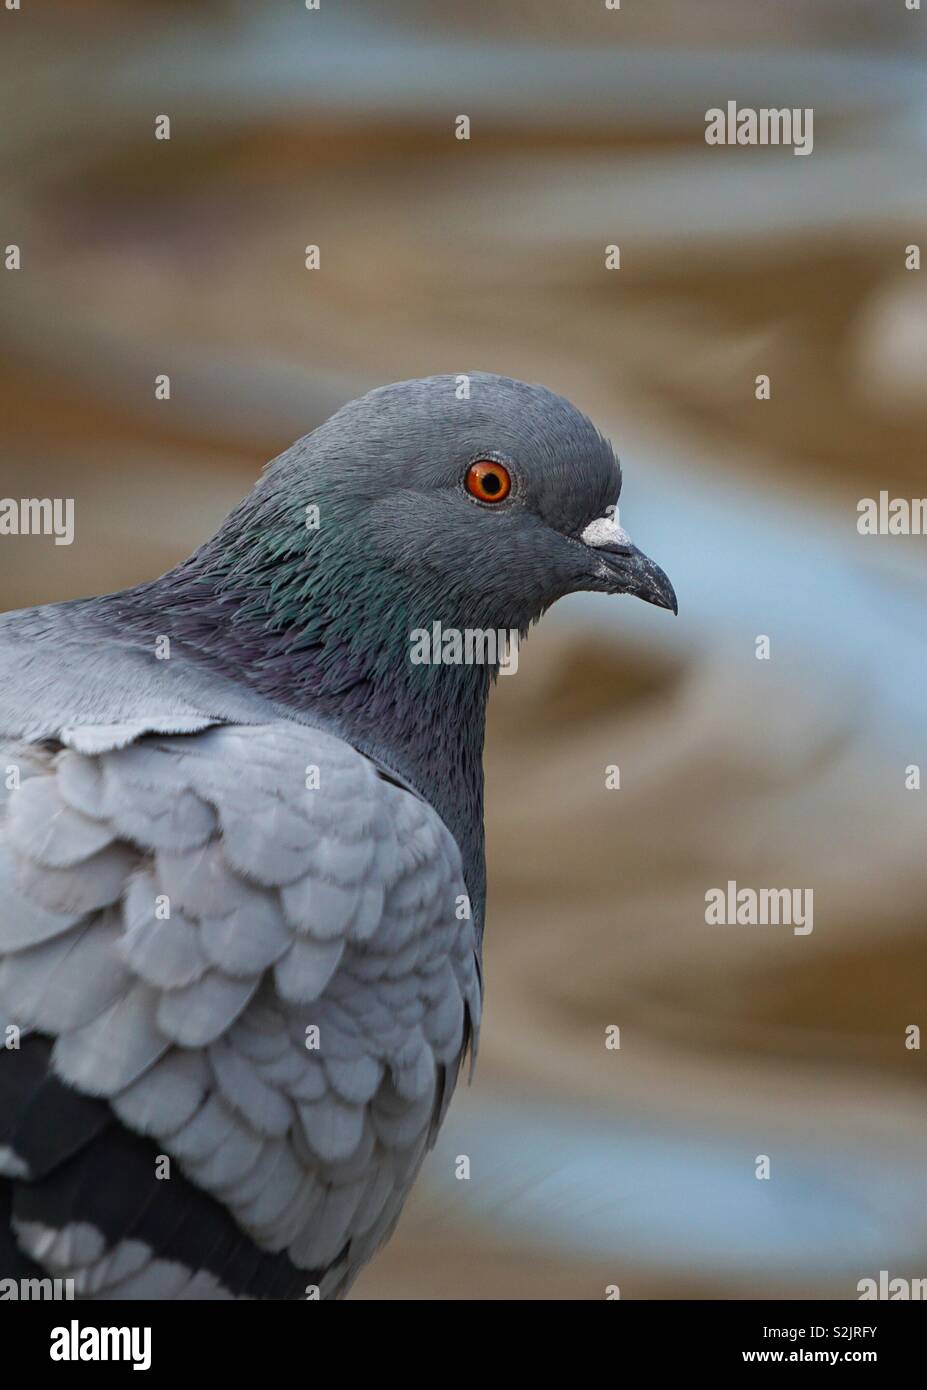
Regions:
[[465, 460, 511, 504]]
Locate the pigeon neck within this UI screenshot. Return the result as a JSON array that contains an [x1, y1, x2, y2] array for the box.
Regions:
[[113, 547, 491, 930]]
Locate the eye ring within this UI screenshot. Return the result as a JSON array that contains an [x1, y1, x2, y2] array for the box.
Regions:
[[465, 459, 512, 504]]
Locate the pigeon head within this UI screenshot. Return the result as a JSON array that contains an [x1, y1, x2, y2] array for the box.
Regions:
[[244, 372, 677, 638], [116, 374, 675, 921]]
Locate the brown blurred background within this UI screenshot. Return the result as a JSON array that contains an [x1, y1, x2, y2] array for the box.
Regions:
[[1, 0, 926, 1299]]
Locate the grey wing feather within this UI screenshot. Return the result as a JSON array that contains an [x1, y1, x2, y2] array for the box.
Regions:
[[0, 719, 481, 1295]]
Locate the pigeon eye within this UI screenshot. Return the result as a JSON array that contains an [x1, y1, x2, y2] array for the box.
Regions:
[[465, 460, 511, 504]]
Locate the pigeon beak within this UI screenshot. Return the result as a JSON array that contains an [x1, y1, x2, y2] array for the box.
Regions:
[[580, 516, 678, 614], [600, 544, 678, 613]]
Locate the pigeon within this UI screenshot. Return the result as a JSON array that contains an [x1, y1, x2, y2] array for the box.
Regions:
[[0, 373, 675, 1300]]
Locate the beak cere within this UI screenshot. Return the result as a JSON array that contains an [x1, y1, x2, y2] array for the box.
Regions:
[[580, 514, 678, 614]]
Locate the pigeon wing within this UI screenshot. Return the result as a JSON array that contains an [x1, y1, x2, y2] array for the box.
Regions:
[[0, 721, 480, 1299]]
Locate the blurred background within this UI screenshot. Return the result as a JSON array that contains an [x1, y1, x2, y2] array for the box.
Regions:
[[1, 0, 926, 1299]]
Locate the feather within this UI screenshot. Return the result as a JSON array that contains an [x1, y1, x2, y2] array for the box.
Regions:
[[297, 1095, 365, 1163], [156, 969, 259, 1048], [0, 913, 130, 1032], [111, 1048, 210, 1137], [120, 874, 209, 989], [7, 776, 113, 867], [52, 983, 168, 1095], [273, 936, 345, 1003], [207, 1039, 292, 1137], [280, 875, 358, 941]]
